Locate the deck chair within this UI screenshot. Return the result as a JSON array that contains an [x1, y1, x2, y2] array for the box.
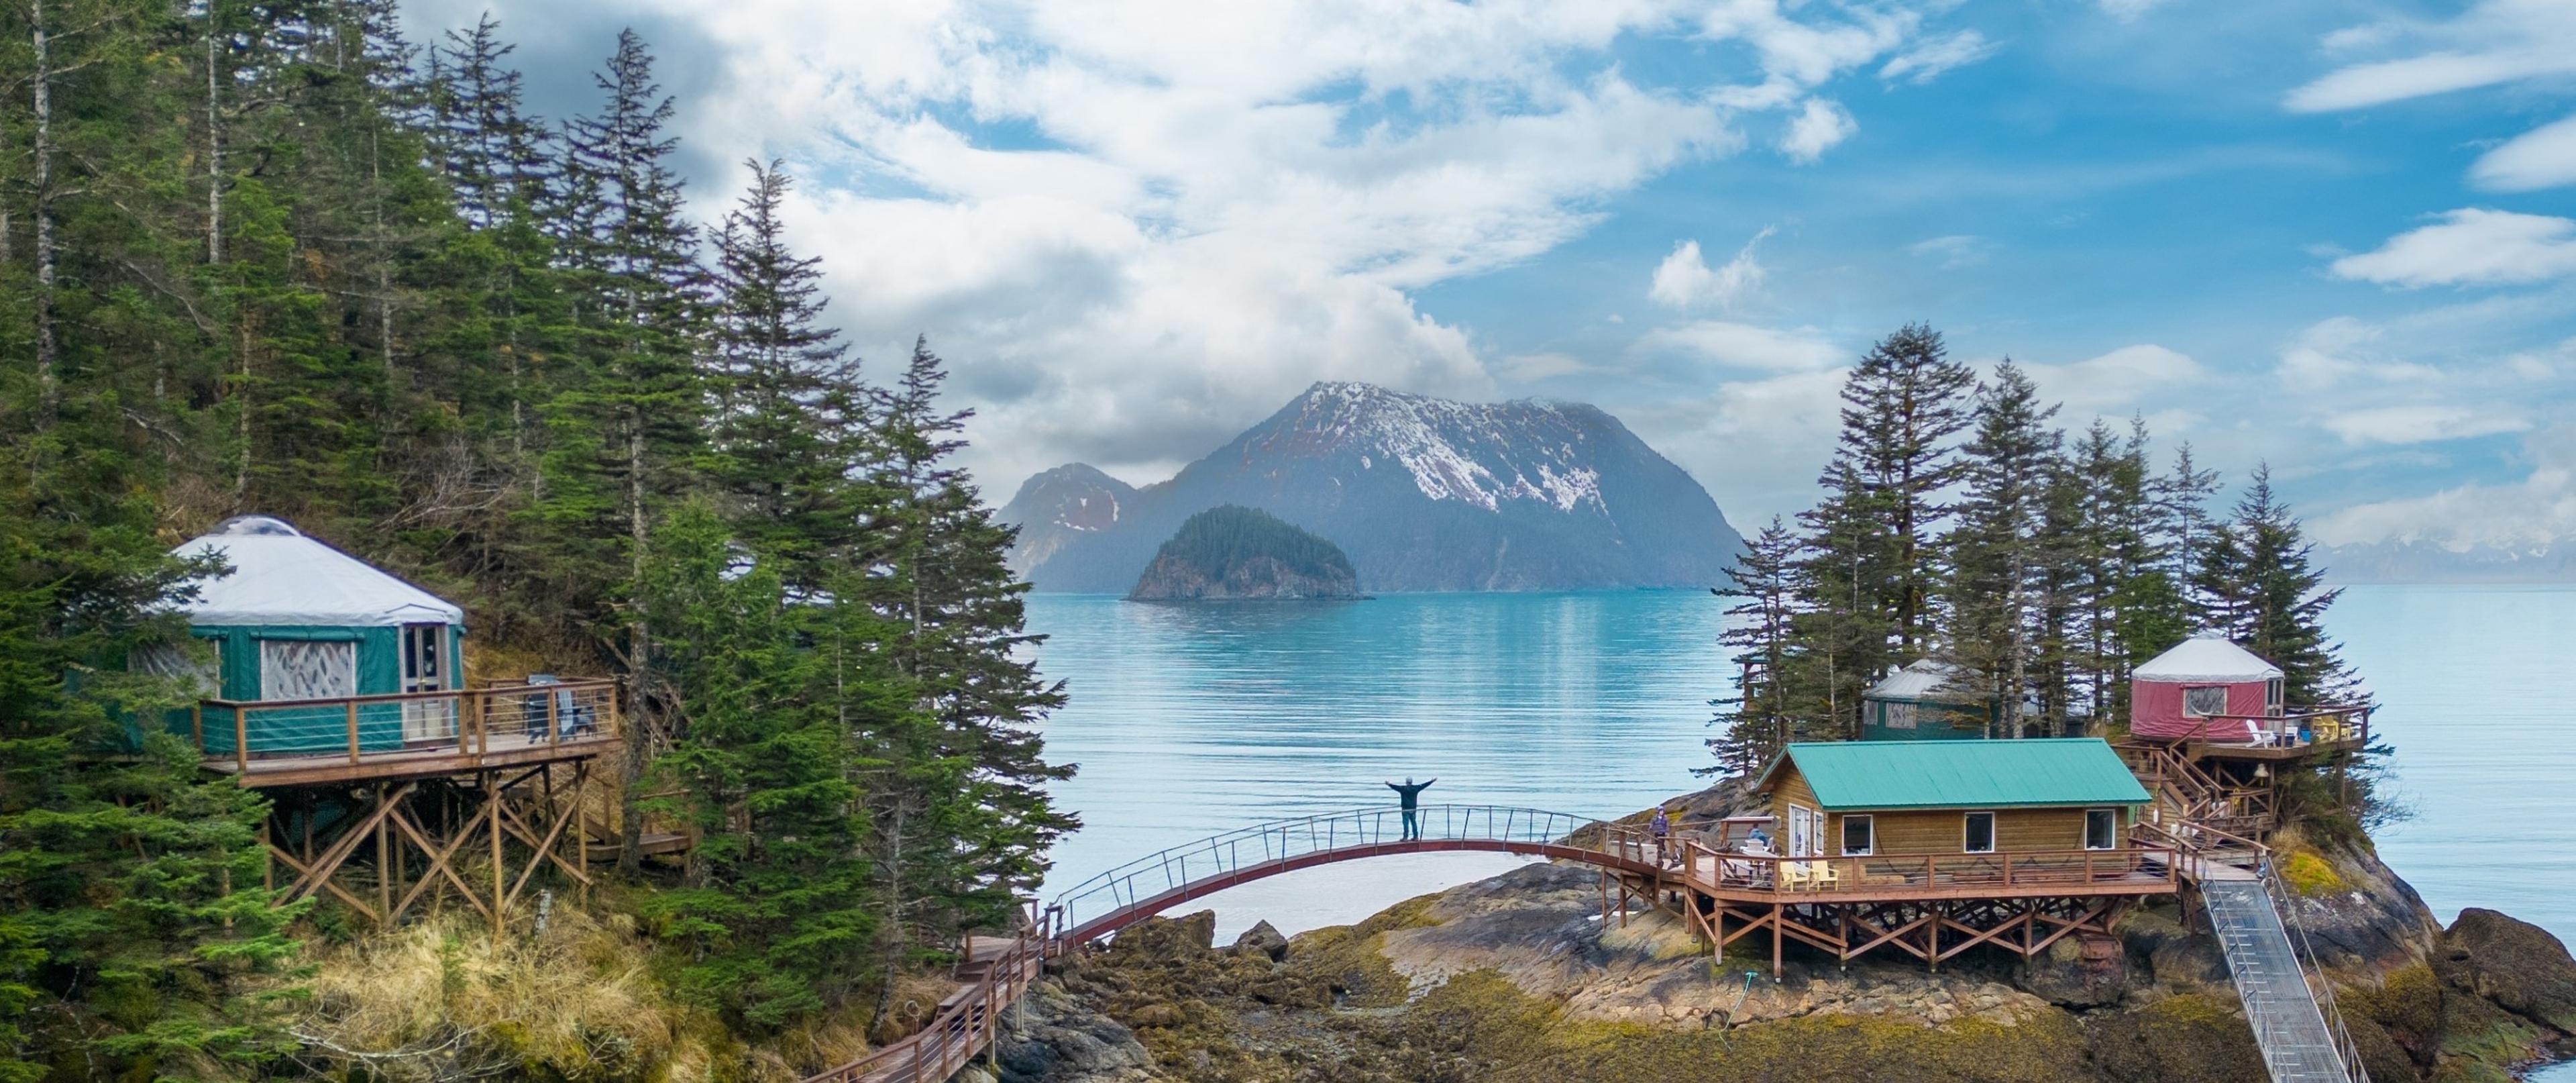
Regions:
[[1778, 862, 1811, 890], [1805, 861, 1841, 890]]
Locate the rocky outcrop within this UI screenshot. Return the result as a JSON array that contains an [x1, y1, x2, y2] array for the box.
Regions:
[[999, 829, 2576, 1083]]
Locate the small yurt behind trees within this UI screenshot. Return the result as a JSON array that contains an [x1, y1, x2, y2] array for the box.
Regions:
[[141, 516, 466, 756], [1860, 660, 1997, 741]]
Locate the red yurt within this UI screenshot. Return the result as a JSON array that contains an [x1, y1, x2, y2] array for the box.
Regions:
[[2130, 635, 2284, 743]]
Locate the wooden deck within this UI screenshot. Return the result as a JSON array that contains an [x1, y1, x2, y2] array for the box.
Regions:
[[1666, 842, 2178, 904], [192, 680, 621, 788]]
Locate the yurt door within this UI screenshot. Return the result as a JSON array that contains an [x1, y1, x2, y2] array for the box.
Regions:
[[400, 624, 455, 742]]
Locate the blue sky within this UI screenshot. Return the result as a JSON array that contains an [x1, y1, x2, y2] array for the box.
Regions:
[[401, 0, 2576, 548]]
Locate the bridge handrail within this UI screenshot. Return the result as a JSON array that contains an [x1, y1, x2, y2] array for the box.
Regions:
[[1044, 804, 1629, 937]]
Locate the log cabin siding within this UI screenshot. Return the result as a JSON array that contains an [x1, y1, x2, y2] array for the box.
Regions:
[[1766, 760, 2133, 856]]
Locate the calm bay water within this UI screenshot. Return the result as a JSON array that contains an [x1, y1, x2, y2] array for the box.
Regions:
[[1027, 586, 2576, 950]]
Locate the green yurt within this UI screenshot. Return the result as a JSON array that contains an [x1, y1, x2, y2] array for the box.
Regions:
[[148, 515, 466, 757], [1859, 660, 1998, 741]]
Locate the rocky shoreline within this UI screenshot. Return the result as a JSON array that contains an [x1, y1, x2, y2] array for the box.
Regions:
[[976, 831, 2576, 1083]]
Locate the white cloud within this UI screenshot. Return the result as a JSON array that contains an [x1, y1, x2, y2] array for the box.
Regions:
[[2285, 0, 2576, 113], [2316, 426, 2576, 548], [420, 0, 1966, 486], [2276, 317, 2445, 391], [1635, 320, 1841, 371], [1780, 98, 1858, 164], [1621, 367, 1851, 525], [1907, 234, 1990, 268], [2097, 0, 2170, 22], [2471, 112, 2576, 192], [2024, 344, 2207, 419], [2320, 405, 2530, 446], [1649, 227, 1774, 309], [2328, 209, 2576, 288], [1877, 30, 1998, 85]]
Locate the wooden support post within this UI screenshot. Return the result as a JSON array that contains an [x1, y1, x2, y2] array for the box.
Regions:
[[376, 784, 392, 924], [545, 690, 559, 749], [234, 706, 250, 775], [1770, 904, 1783, 980], [574, 762, 589, 901], [261, 819, 274, 892], [191, 704, 204, 752], [488, 772, 504, 937], [347, 700, 362, 764], [1713, 904, 1723, 962]]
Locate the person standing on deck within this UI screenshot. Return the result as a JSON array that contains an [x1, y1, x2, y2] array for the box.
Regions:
[[1386, 777, 1436, 840], [1650, 807, 1672, 866]]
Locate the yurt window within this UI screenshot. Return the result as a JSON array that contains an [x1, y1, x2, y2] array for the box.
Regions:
[[259, 639, 357, 701], [2265, 678, 2284, 715], [2183, 686, 2230, 717], [1883, 701, 1917, 729], [129, 641, 219, 697]]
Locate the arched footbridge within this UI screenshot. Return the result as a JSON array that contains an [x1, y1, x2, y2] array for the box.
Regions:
[[808, 805, 1659, 1083]]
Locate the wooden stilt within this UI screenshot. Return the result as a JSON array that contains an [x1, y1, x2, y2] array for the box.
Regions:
[[1770, 903, 1783, 979], [374, 782, 391, 924], [487, 771, 504, 937]]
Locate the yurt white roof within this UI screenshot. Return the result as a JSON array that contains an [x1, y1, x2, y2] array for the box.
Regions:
[[2133, 635, 2282, 684], [171, 516, 465, 627]]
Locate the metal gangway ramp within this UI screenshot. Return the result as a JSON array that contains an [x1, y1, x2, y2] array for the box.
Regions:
[[2200, 872, 2369, 1083]]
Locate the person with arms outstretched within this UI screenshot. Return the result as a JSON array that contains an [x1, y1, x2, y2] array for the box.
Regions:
[[1386, 776, 1436, 840]]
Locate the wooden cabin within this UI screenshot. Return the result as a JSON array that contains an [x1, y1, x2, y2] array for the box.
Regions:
[[1752, 739, 2149, 860], [1860, 660, 1996, 741]]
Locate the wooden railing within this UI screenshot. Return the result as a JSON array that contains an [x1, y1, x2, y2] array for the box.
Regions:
[[806, 931, 1046, 1083], [1677, 840, 2177, 896], [2177, 705, 2370, 750], [192, 678, 619, 773]]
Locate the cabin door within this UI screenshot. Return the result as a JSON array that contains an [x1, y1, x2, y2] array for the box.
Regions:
[[399, 624, 455, 743], [1788, 805, 1820, 858]]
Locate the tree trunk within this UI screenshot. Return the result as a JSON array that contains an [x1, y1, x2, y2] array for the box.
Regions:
[[32, 0, 60, 432], [205, 9, 222, 264], [617, 409, 649, 873]]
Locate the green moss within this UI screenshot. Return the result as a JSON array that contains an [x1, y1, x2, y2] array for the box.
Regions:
[[2279, 849, 2346, 897]]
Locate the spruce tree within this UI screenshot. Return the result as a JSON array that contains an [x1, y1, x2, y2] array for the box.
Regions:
[[708, 160, 880, 588], [1704, 517, 1805, 774], [2209, 465, 2359, 707], [1939, 360, 2059, 737], [864, 340, 1074, 1013], [552, 29, 710, 868], [1825, 323, 1976, 655]]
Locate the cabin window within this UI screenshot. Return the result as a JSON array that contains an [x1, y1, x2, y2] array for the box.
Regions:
[[1963, 811, 1996, 854], [2183, 686, 2230, 717], [2085, 809, 2119, 851], [1883, 702, 1916, 730], [1841, 815, 1874, 856]]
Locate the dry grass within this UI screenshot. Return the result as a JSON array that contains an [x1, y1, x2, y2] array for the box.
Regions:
[[300, 903, 718, 1081]]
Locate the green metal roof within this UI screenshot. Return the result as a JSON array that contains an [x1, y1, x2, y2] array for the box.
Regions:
[[1760, 738, 2149, 811]]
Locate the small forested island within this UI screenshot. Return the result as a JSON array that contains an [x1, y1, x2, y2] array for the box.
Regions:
[[1127, 506, 1361, 601]]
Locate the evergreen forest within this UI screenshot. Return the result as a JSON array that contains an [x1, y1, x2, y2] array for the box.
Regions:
[[1706, 325, 2385, 826], [0, 4, 1067, 1078]]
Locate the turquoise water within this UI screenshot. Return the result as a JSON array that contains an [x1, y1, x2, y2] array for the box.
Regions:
[[1027, 586, 2576, 954]]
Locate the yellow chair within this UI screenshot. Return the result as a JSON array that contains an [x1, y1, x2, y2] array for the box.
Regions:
[[1778, 862, 1811, 890], [1806, 861, 1841, 891]]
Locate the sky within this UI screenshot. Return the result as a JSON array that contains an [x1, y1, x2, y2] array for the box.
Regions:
[[396, 0, 2576, 550]]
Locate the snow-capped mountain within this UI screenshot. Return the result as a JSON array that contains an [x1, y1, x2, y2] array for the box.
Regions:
[[999, 382, 1745, 592], [996, 463, 1138, 574], [2323, 538, 2576, 584]]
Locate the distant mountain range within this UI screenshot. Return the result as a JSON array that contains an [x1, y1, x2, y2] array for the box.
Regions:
[[997, 382, 1745, 592], [2322, 539, 2576, 584]]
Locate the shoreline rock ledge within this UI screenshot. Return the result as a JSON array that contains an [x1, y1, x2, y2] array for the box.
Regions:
[[990, 792, 2576, 1083]]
